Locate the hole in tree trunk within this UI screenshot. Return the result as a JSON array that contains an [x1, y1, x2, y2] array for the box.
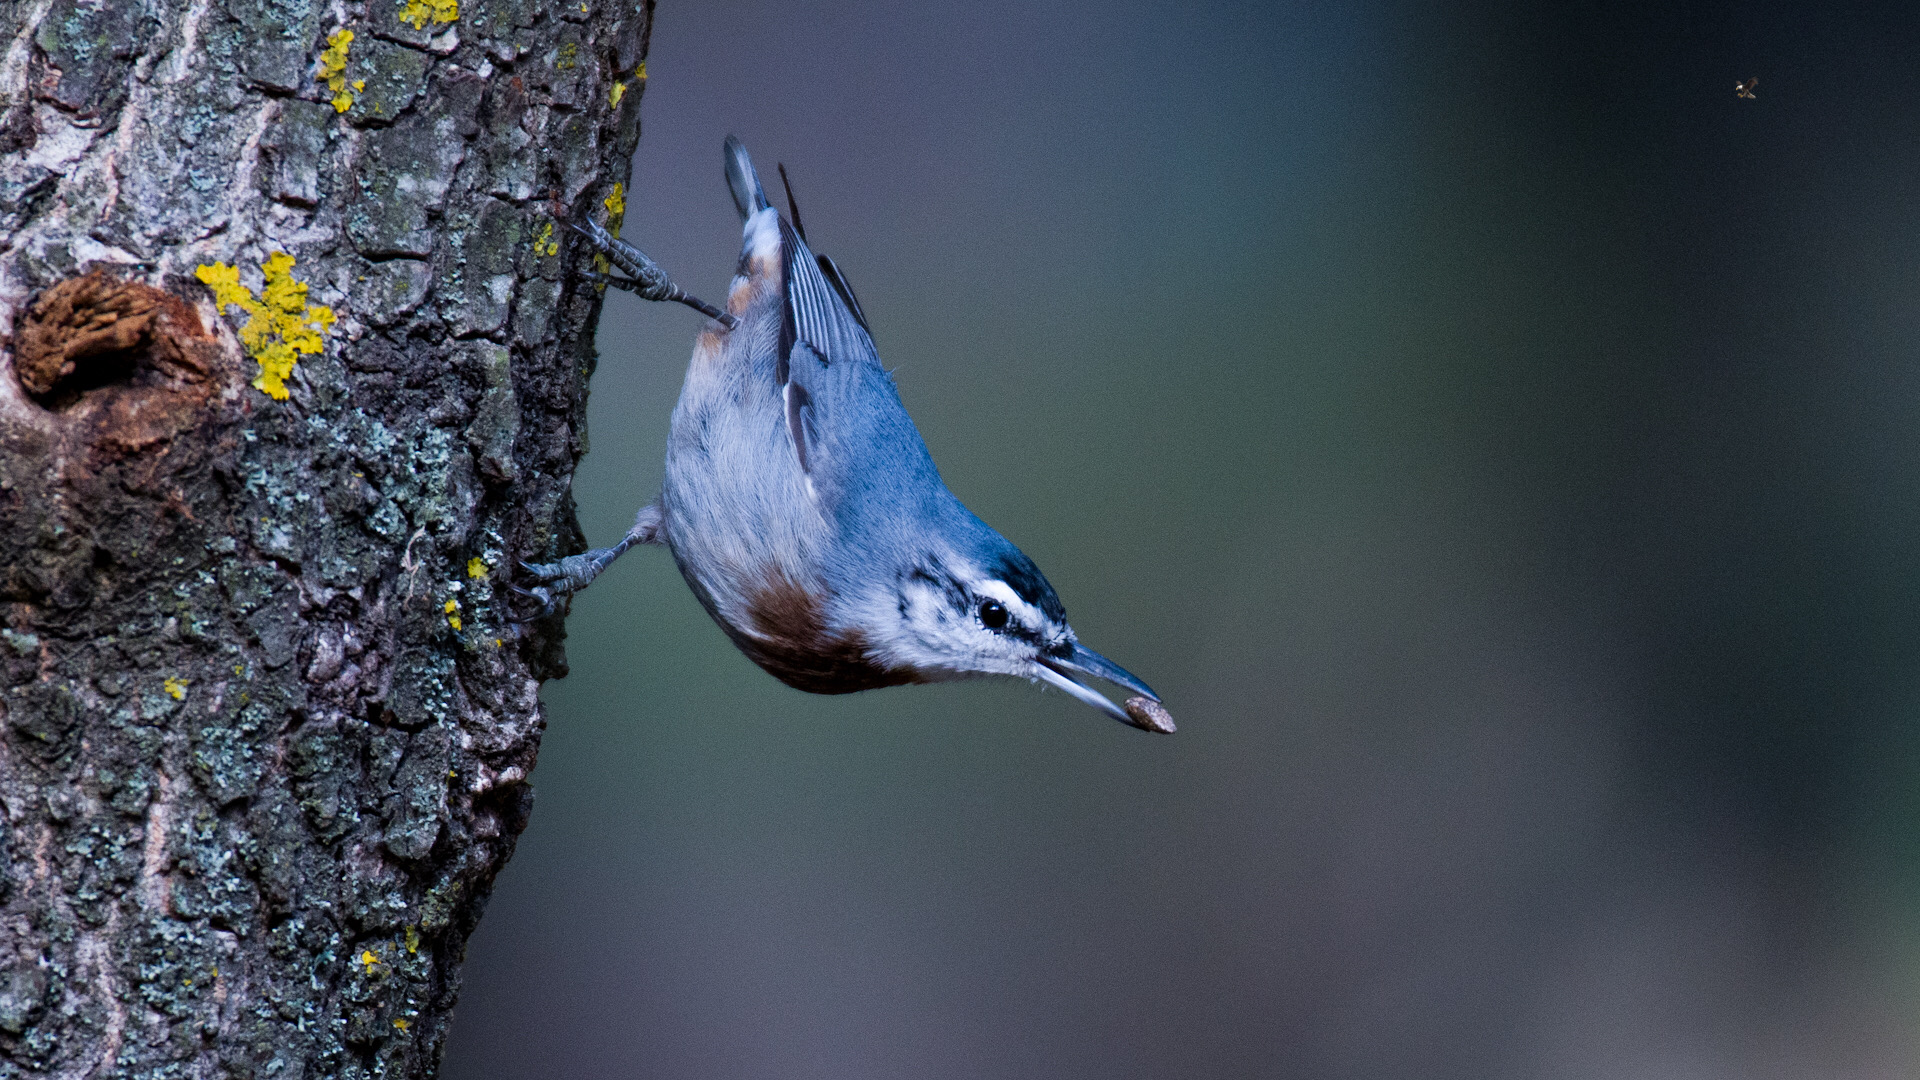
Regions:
[[11, 270, 210, 411]]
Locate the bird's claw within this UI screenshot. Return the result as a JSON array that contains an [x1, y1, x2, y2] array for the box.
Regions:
[[506, 581, 562, 623], [509, 555, 601, 622], [566, 218, 738, 328]]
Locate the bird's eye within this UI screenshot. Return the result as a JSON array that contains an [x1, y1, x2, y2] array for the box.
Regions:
[[978, 599, 1009, 630]]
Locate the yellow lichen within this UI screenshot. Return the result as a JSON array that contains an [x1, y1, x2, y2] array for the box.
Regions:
[[196, 253, 335, 401], [608, 79, 626, 108], [360, 949, 379, 971], [398, 0, 458, 30], [603, 182, 626, 234], [467, 557, 488, 578], [445, 598, 462, 631], [394, 1019, 412, 1031], [163, 676, 187, 701], [193, 259, 317, 399], [405, 926, 421, 953], [636, 61, 646, 80], [557, 41, 578, 70], [532, 220, 559, 257], [318, 29, 356, 113]]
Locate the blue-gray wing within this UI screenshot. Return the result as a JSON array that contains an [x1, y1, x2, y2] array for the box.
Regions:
[[721, 137, 941, 519], [780, 217, 877, 378], [778, 216, 887, 487]]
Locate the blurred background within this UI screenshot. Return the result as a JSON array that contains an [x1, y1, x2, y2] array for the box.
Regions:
[[442, 1, 1920, 1076]]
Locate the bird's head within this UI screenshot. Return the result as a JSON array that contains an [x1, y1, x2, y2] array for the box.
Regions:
[[851, 536, 1172, 732]]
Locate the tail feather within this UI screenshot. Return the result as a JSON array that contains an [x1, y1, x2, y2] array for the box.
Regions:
[[724, 135, 770, 220], [777, 162, 807, 242]]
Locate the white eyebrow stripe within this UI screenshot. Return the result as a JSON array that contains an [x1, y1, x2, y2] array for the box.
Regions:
[[974, 580, 1044, 626]]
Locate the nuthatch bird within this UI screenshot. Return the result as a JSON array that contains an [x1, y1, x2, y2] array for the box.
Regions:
[[519, 137, 1173, 733]]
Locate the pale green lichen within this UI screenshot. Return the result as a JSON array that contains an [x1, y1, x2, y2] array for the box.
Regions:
[[196, 253, 336, 400]]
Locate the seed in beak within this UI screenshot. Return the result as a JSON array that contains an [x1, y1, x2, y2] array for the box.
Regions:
[[1123, 696, 1176, 734]]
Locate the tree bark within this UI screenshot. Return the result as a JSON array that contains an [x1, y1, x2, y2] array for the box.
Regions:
[[0, 0, 649, 1074]]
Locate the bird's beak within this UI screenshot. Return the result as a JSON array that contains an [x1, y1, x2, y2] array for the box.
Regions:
[[1035, 643, 1174, 733]]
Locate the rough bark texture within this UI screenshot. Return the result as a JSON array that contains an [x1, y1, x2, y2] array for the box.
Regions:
[[0, 0, 650, 1074]]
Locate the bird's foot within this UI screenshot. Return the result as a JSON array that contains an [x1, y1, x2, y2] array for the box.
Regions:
[[510, 505, 664, 621], [569, 219, 736, 327], [510, 550, 615, 621]]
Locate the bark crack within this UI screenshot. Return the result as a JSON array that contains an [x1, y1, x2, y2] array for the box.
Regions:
[[160, 0, 216, 87], [139, 767, 174, 916], [0, 0, 53, 102], [72, 914, 127, 1080]]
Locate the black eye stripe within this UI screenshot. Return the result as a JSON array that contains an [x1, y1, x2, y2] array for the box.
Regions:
[[905, 562, 967, 611]]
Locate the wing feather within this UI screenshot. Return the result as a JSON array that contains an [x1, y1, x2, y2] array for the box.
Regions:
[[780, 218, 878, 372], [816, 253, 870, 334], [777, 217, 881, 486], [784, 378, 813, 475]]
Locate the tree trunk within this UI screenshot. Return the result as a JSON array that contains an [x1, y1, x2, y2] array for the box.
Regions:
[[0, 0, 648, 1074]]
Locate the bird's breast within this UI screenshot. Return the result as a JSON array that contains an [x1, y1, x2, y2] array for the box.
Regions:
[[724, 566, 913, 695]]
